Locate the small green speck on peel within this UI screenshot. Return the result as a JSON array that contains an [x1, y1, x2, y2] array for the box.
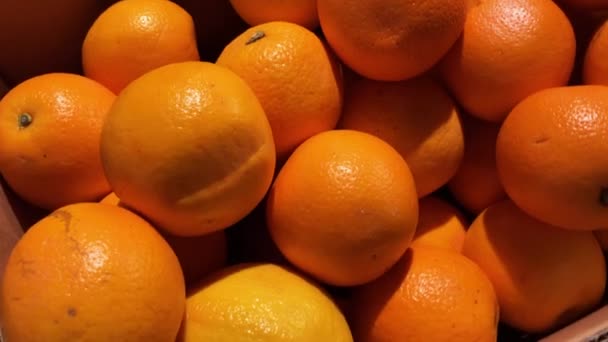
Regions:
[[18, 113, 32, 129]]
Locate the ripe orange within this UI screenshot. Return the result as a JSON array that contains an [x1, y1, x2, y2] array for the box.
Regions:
[[411, 196, 467, 252], [350, 247, 499, 342], [462, 199, 606, 333], [229, 0, 319, 29], [266, 130, 418, 286], [0, 73, 114, 210], [496, 85, 608, 230], [179, 263, 353, 341], [448, 114, 506, 214], [439, 0, 575, 122], [99, 192, 228, 286], [0, 1, 113, 85], [217, 21, 343, 159], [338, 75, 464, 198], [82, 0, 200, 94], [100, 61, 275, 237], [317, 0, 467, 81], [1, 202, 185, 341], [584, 19, 608, 85]]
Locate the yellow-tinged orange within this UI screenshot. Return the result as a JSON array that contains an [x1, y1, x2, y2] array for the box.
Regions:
[[82, 0, 200, 94], [101, 61, 275, 237], [439, 0, 575, 122], [0, 73, 114, 210], [496, 85, 608, 230], [178, 263, 353, 341], [229, 0, 319, 29], [350, 247, 499, 342], [267, 129, 418, 286], [217, 21, 343, 159], [463, 199, 606, 333], [338, 75, 464, 197], [1, 202, 185, 341], [318, 0, 467, 81], [411, 196, 467, 252]]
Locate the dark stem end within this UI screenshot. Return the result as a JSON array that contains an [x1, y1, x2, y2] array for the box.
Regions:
[[18, 113, 32, 129], [246, 31, 266, 45]]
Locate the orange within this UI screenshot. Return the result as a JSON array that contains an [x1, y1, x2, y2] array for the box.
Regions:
[[0, 73, 114, 210], [0, 1, 113, 85], [595, 230, 608, 251], [317, 0, 467, 81], [1, 202, 185, 341], [349, 246, 499, 342], [438, 0, 576, 122], [584, 19, 608, 85], [178, 263, 353, 341], [266, 129, 419, 286], [462, 199, 606, 333], [217, 21, 343, 159], [448, 114, 506, 214], [99, 192, 228, 286], [496, 85, 608, 230], [100, 61, 275, 237], [411, 196, 467, 252], [229, 0, 319, 29], [82, 0, 200, 94], [338, 75, 464, 198]]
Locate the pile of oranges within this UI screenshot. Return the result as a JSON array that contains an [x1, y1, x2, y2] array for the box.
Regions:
[[1, 0, 608, 340]]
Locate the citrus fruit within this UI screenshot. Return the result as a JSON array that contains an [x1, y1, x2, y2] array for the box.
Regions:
[[411, 196, 467, 252], [583, 19, 608, 85], [266, 129, 418, 286], [317, 0, 467, 81], [0, 73, 114, 210], [350, 246, 499, 342], [99, 192, 228, 286], [100, 61, 276, 237], [462, 199, 606, 333], [229, 0, 319, 29], [0, 1, 112, 85], [82, 0, 200, 94], [439, 0, 576, 122], [338, 75, 464, 197], [217, 21, 343, 159], [496, 85, 608, 230], [178, 263, 353, 341], [1, 202, 185, 341], [448, 114, 506, 214]]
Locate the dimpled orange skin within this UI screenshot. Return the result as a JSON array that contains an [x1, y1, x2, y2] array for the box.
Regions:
[[448, 114, 506, 214], [82, 0, 200, 94], [496, 85, 608, 230], [1, 202, 186, 341], [463, 200, 606, 333], [439, 0, 575, 122], [229, 0, 319, 29], [350, 247, 499, 342], [338, 75, 464, 198], [100, 61, 276, 237], [584, 20, 608, 86], [217, 21, 343, 159], [317, 0, 467, 81], [266, 130, 419, 286], [0, 73, 114, 210]]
